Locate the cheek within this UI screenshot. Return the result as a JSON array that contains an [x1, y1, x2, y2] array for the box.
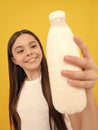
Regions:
[[39, 51, 43, 60], [14, 56, 23, 65], [37, 48, 42, 58]]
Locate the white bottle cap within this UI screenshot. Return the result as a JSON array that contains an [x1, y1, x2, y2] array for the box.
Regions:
[[49, 10, 65, 20]]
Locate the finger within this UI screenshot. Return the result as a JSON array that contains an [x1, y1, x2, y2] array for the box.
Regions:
[[64, 55, 98, 70], [67, 79, 96, 89], [61, 70, 98, 80], [74, 35, 92, 59]]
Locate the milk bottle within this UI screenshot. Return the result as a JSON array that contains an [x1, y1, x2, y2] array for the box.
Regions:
[[46, 10, 87, 114]]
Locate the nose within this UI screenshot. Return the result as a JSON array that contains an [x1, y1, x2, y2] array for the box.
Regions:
[[25, 48, 33, 56], [27, 52, 33, 56]]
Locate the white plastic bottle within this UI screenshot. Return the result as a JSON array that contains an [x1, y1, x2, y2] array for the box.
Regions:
[[46, 10, 87, 114]]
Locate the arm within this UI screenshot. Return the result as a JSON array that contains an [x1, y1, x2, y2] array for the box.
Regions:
[[62, 36, 98, 130], [80, 89, 98, 130], [68, 89, 98, 130]]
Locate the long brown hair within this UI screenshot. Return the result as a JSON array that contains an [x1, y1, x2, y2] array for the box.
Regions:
[[7, 29, 67, 130]]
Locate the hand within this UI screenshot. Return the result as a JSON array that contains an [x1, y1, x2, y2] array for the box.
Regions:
[[61, 35, 98, 90]]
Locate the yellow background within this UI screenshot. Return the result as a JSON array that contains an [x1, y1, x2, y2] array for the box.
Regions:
[[0, 0, 98, 130]]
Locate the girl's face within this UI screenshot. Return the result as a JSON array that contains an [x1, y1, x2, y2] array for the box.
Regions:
[[12, 34, 42, 74]]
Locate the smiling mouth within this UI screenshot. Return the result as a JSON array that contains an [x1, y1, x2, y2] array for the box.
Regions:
[[25, 57, 37, 63]]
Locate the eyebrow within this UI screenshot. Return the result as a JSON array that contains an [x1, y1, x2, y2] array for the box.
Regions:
[[29, 40, 37, 45], [14, 46, 23, 51], [14, 40, 37, 51]]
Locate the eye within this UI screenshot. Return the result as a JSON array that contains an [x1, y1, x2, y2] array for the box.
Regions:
[[17, 49, 24, 54], [31, 45, 37, 48]]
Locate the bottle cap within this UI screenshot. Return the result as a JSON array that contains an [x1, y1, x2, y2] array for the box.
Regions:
[[49, 10, 65, 20]]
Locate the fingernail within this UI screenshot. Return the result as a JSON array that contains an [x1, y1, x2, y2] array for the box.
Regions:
[[64, 55, 70, 60], [61, 70, 70, 75]]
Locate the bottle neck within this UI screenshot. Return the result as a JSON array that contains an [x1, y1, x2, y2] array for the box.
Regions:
[[49, 17, 66, 27]]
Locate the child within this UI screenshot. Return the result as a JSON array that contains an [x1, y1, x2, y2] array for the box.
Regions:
[[7, 29, 98, 130]]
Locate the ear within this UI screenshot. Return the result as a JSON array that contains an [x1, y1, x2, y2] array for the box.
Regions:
[[11, 57, 18, 65]]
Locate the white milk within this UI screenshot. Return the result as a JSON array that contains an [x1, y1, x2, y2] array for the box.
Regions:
[[46, 10, 87, 114]]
